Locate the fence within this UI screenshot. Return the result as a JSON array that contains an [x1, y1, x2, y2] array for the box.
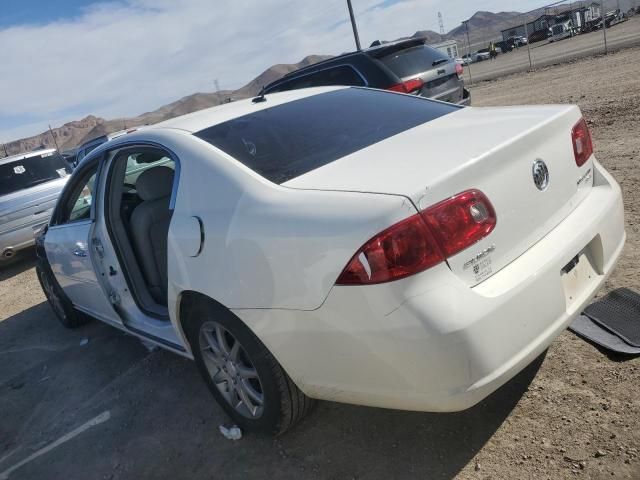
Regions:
[[457, 0, 640, 85]]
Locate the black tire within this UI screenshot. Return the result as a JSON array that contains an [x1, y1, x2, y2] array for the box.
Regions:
[[184, 298, 315, 435], [36, 264, 89, 328]]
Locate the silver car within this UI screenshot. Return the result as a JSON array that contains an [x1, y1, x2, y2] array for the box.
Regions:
[[0, 149, 71, 261]]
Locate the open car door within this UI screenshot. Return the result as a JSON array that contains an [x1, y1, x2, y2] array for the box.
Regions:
[[43, 156, 123, 327]]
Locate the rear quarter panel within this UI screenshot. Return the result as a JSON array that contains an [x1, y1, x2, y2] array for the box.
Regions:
[[159, 129, 416, 312]]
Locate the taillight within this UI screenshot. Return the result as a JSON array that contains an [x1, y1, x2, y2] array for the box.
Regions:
[[336, 190, 496, 286], [422, 190, 496, 258], [335, 214, 444, 285], [455, 63, 463, 78], [572, 118, 593, 167], [387, 78, 424, 94]]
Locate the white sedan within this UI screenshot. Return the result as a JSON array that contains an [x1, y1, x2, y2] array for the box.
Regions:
[[36, 86, 625, 434]]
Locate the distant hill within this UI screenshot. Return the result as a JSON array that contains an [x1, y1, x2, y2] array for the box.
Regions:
[[1, 10, 546, 156], [1, 54, 332, 157]]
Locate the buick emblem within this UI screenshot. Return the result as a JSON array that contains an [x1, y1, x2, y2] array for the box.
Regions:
[[532, 159, 549, 191]]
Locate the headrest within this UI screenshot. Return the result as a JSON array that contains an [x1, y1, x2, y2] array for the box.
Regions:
[[136, 166, 175, 201]]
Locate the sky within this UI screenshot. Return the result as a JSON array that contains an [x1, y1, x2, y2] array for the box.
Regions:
[[0, 0, 550, 143]]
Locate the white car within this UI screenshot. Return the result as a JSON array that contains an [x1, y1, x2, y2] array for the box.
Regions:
[[474, 51, 491, 62], [36, 86, 625, 434]]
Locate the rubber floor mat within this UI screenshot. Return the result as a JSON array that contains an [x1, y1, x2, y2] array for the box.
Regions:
[[584, 288, 640, 348], [569, 314, 640, 355]]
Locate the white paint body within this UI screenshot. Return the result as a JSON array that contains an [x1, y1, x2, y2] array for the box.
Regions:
[[45, 87, 625, 412]]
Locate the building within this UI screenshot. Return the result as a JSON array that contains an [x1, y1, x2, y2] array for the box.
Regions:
[[501, 14, 554, 43], [431, 40, 459, 59]]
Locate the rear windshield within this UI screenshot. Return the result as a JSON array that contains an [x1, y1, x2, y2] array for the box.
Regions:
[[0, 152, 70, 196], [267, 65, 366, 93], [377, 45, 450, 79], [194, 88, 459, 184]]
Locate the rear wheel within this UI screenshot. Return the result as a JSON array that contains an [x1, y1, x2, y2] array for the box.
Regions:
[[36, 264, 89, 328], [185, 299, 314, 435]]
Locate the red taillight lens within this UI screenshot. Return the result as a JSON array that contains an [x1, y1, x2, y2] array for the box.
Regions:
[[335, 213, 444, 285], [455, 63, 463, 77], [387, 78, 424, 94], [422, 190, 496, 258], [572, 118, 593, 167], [336, 190, 496, 286]]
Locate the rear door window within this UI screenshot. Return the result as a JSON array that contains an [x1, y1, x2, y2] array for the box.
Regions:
[[377, 45, 450, 79], [0, 152, 71, 196], [124, 152, 174, 186], [194, 87, 459, 184], [273, 66, 366, 91]]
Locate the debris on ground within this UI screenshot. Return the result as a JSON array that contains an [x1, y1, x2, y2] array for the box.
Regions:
[[219, 424, 242, 441], [79, 337, 89, 346]]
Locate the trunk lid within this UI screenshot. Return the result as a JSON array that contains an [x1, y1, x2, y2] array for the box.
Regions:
[[285, 104, 593, 286], [373, 43, 464, 103]]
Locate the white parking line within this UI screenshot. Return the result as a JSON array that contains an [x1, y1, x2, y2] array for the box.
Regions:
[[0, 411, 111, 480]]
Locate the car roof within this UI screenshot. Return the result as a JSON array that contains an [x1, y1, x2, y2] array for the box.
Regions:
[[270, 38, 429, 86], [0, 148, 59, 166], [151, 86, 345, 134], [79, 135, 108, 149]]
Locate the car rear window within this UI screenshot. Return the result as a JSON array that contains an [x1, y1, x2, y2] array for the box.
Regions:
[[377, 45, 450, 79], [194, 87, 459, 184], [268, 65, 366, 93], [0, 152, 71, 196]]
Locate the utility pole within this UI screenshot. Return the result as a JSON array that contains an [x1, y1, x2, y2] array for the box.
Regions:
[[48, 125, 61, 153], [438, 12, 445, 35], [346, 0, 362, 51], [524, 18, 533, 70], [602, 0, 609, 54], [462, 20, 473, 85]]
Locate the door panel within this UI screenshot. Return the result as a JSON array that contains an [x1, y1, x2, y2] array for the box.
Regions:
[[45, 221, 122, 325], [43, 156, 122, 326]]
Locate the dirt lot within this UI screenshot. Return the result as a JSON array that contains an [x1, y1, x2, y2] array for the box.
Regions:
[[1, 46, 640, 480]]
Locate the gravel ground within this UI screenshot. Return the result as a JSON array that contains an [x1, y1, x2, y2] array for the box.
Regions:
[[1, 46, 639, 480], [463, 45, 640, 480]]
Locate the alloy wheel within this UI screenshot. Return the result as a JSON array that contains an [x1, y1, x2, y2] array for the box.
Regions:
[[199, 321, 265, 418]]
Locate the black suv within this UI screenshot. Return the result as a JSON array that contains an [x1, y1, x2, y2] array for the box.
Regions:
[[264, 38, 470, 106]]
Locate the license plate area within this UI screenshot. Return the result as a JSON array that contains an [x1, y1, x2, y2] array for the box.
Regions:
[[561, 249, 599, 308]]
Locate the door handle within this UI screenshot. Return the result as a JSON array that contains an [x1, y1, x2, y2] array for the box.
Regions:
[[72, 243, 88, 257]]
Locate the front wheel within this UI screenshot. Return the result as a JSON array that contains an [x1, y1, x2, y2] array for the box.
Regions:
[[185, 300, 314, 435]]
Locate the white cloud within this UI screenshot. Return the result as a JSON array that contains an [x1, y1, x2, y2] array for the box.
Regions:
[[0, 0, 544, 142]]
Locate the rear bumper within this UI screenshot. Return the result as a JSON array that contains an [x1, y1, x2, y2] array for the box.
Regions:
[[235, 159, 625, 412]]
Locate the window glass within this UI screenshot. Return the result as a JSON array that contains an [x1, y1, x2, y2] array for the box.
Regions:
[[123, 152, 174, 188], [194, 87, 458, 184], [378, 45, 450, 78], [275, 66, 365, 91], [67, 171, 97, 223], [0, 152, 71, 196]]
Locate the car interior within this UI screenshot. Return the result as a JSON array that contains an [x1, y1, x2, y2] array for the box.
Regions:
[[105, 147, 175, 317]]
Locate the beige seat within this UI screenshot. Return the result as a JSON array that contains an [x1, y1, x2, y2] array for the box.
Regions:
[[129, 166, 174, 305]]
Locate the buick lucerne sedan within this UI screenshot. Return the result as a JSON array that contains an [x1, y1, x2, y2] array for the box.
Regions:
[[36, 87, 625, 434]]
